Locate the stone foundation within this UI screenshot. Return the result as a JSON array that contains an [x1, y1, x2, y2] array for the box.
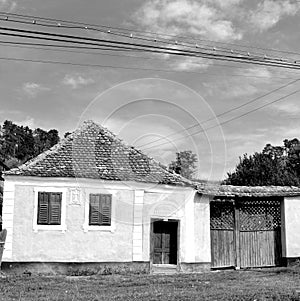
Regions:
[[1, 261, 150, 276]]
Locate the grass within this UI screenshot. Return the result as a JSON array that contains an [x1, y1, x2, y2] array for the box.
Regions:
[[1, 267, 300, 300]]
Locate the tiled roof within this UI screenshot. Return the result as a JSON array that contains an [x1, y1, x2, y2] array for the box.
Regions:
[[197, 184, 300, 197], [4, 121, 191, 186]]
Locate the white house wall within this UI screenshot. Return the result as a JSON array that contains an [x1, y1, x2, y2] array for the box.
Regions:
[[282, 196, 300, 259], [2, 176, 211, 266]]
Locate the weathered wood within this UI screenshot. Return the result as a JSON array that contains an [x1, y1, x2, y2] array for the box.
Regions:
[[210, 198, 282, 269], [234, 204, 240, 269], [210, 230, 235, 267], [0, 229, 7, 269]]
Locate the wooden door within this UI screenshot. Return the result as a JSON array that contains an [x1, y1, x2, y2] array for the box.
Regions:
[[210, 201, 235, 268], [238, 199, 281, 268], [152, 221, 178, 265]]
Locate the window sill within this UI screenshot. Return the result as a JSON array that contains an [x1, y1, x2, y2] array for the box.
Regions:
[[33, 225, 67, 233], [82, 224, 115, 233]]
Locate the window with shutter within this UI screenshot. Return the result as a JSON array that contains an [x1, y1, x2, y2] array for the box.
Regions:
[[37, 192, 62, 225], [89, 194, 112, 226]]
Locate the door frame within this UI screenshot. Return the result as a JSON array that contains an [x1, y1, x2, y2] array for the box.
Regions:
[[150, 218, 180, 267]]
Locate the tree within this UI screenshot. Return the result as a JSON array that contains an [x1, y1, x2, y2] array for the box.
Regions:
[[0, 121, 60, 168], [168, 150, 197, 180], [224, 138, 300, 186]]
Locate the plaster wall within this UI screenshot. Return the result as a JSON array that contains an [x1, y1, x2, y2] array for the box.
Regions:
[[3, 178, 134, 262], [283, 197, 300, 258], [141, 189, 211, 264]]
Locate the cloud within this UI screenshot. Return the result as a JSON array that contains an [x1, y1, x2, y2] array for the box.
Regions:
[[22, 82, 50, 98], [250, 0, 300, 31], [171, 57, 212, 71], [0, 0, 17, 11], [273, 102, 300, 115], [62, 74, 95, 89], [15, 117, 36, 129], [134, 0, 242, 41]]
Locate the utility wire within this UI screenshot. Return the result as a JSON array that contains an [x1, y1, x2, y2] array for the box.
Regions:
[[1, 11, 300, 58], [0, 56, 296, 79], [1, 40, 299, 77], [136, 78, 300, 149], [137, 78, 300, 147], [1, 27, 300, 70], [141, 89, 300, 151]]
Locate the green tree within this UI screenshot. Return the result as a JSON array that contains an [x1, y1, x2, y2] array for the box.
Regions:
[[224, 139, 300, 186], [168, 150, 198, 180]]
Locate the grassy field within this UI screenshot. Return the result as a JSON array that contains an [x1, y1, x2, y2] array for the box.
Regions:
[[1, 267, 300, 300]]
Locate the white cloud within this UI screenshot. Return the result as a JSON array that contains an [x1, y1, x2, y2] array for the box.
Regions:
[[15, 117, 36, 129], [22, 82, 50, 98], [62, 74, 95, 89], [0, 0, 17, 11], [134, 0, 242, 41], [171, 57, 212, 71], [250, 0, 300, 31], [273, 102, 300, 115]]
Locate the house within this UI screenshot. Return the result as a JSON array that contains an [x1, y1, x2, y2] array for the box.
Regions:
[[1, 121, 210, 274], [2, 120, 300, 274]]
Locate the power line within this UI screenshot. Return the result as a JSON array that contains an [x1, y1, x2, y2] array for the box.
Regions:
[[1, 11, 300, 58], [136, 78, 300, 149], [1, 40, 299, 77], [141, 88, 300, 151], [0, 56, 296, 79], [1, 26, 300, 70]]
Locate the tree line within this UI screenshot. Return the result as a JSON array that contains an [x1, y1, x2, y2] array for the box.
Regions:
[[0, 120, 59, 169]]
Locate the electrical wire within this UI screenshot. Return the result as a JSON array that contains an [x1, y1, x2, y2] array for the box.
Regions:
[[0, 56, 296, 80], [1, 27, 300, 70], [136, 78, 300, 149], [141, 89, 300, 151], [1, 40, 300, 77], [1, 11, 300, 58]]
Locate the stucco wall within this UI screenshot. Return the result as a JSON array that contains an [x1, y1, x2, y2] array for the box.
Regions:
[[2, 176, 211, 265], [3, 178, 135, 262], [141, 189, 211, 264], [283, 196, 300, 258]]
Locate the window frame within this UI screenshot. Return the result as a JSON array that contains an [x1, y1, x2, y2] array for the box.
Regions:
[[83, 192, 115, 232], [33, 187, 67, 232]]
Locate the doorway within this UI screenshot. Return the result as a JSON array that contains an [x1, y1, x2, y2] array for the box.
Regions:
[[151, 220, 178, 265]]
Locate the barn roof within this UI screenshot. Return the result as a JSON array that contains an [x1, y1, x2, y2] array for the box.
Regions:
[[197, 184, 300, 197], [4, 121, 191, 186]]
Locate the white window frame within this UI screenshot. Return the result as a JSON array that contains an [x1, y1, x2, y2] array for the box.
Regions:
[[33, 187, 67, 232], [83, 192, 116, 233]]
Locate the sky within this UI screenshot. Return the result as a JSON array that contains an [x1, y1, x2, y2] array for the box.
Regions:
[[0, 0, 300, 181]]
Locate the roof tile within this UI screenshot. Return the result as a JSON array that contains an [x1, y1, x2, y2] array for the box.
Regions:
[[4, 121, 191, 186]]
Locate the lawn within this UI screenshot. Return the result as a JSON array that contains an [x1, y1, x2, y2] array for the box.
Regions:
[[1, 267, 300, 300]]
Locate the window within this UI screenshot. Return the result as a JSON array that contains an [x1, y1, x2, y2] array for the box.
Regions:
[[89, 194, 112, 226], [37, 192, 62, 225]]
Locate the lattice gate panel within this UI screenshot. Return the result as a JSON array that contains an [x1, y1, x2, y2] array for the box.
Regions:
[[239, 199, 281, 231], [210, 201, 235, 268], [238, 198, 282, 268]]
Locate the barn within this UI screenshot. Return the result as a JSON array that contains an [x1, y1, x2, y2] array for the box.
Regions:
[[1, 120, 300, 274]]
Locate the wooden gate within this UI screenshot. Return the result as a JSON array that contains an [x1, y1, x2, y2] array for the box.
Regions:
[[210, 198, 282, 269]]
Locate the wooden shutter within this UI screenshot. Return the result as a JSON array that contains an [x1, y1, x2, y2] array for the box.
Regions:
[[101, 195, 111, 226], [37, 192, 62, 225], [37, 192, 49, 224], [89, 194, 101, 225], [89, 194, 111, 226], [49, 193, 62, 225]]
